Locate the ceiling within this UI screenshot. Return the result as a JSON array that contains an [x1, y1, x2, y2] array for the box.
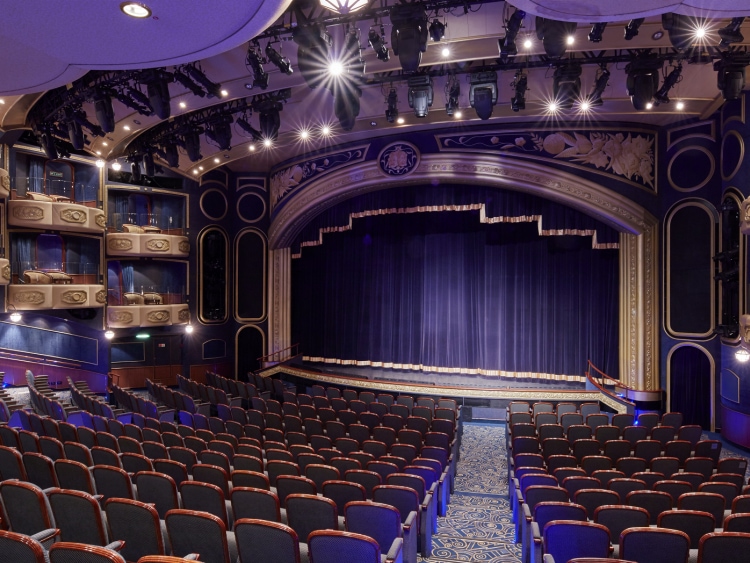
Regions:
[[1, 1, 750, 177]]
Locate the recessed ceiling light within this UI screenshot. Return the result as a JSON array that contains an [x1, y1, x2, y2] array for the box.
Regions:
[[299, 129, 309, 139], [652, 30, 664, 40], [548, 101, 559, 112], [193, 169, 199, 175], [95, 151, 101, 155], [441, 47, 451, 57], [179, 102, 187, 108], [102, 142, 108, 147], [321, 126, 331, 136], [263, 139, 272, 147], [198, 166, 204, 171], [676, 100, 685, 110], [249, 145, 256, 151], [566, 35, 575, 45], [329, 61, 344, 76], [454, 110, 462, 118], [120, 2, 151, 18], [646, 102, 653, 109], [0, 99, 5, 105], [579, 100, 591, 112], [523, 38, 533, 49], [213, 158, 220, 163], [397, 117, 405, 124], [221, 89, 229, 97], [370, 121, 377, 126], [694, 26, 707, 39], [123, 125, 131, 131]]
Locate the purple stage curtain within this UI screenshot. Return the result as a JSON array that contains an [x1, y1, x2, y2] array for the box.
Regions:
[[291, 205, 619, 380], [670, 346, 711, 428]]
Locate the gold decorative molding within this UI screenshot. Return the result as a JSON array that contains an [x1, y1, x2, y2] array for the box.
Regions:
[[60, 208, 87, 223], [147, 309, 171, 323], [108, 310, 133, 323], [13, 291, 46, 305], [178, 240, 190, 253], [667, 146, 716, 192], [268, 247, 291, 358], [178, 308, 191, 322], [95, 290, 107, 304], [12, 206, 44, 221], [1, 264, 10, 281], [61, 290, 87, 304], [108, 238, 133, 251], [145, 239, 170, 252], [95, 215, 107, 228]]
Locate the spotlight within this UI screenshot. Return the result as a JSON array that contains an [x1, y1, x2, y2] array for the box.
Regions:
[[38, 126, 58, 160], [535, 17, 577, 58], [206, 114, 234, 150], [266, 42, 293, 75], [319, 0, 368, 15], [333, 83, 361, 131], [445, 75, 460, 116], [588, 22, 607, 42], [142, 152, 155, 176], [715, 54, 750, 100], [343, 27, 366, 79], [245, 42, 269, 90], [510, 70, 527, 111], [258, 102, 282, 140], [94, 92, 116, 133], [662, 13, 706, 51], [173, 67, 207, 97], [407, 75, 433, 118], [429, 19, 445, 42], [469, 71, 498, 120], [66, 119, 85, 150], [719, 17, 745, 49], [624, 18, 644, 40], [163, 143, 179, 167], [625, 55, 662, 110], [184, 128, 202, 162], [390, 3, 429, 73], [237, 117, 264, 142], [553, 63, 582, 109], [184, 64, 222, 98], [368, 25, 390, 62], [499, 9, 526, 61], [654, 63, 683, 105], [588, 65, 610, 106], [385, 88, 399, 123], [294, 24, 332, 89], [142, 71, 171, 119]]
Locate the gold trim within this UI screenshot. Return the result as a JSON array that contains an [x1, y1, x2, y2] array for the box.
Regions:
[[1, 264, 10, 281], [199, 188, 228, 221], [720, 130, 745, 182], [145, 238, 170, 252], [108, 238, 134, 251], [235, 326, 266, 376], [237, 192, 267, 224], [667, 146, 715, 192], [234, 228, 267, 323], [664, 201, 716, 339], [60, 290, 88, 304], [12, 290, 46, 305], [666, 343, 716, 432], [237, 176, 267, 193], [146, 309, 171, 323], [59, 208, 87, 223], [667, 120, 716, 151], [12, 205, 44, 221], [108, 310, 134, 323], [197, 226, 229, 325]]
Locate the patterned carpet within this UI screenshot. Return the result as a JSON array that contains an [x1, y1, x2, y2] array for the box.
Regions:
[[428, 422, 521, 563]]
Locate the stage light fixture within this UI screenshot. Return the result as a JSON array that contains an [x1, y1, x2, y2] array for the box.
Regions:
[[368, 25, 390, 62], [385, 88, 399, 123], [429, 19, 445, 42], [588, 22, 607, 43], [333, 82, 361, 131], [553, 63, 582, 110], [390, 3, 429, 73], [142, 152, 155, 176], [498, 8, 526, 61], [184, 129, 202, 162], [625, 55, 662, 110], [343, 27, 366, 79], [266, 42, 293, 75], [94, 92, 116, 133], [319, 0, 367, 15], [715, 54, 750, 101], [173, 67, 207, 97], [294, 24, 332, 89], [245, 42, 269, 90], [236, 116, 264, 142], [66, 119, 85, 150], [38, 127, 58, 160], [624, 18, 644, 40], [163, 143, 179, 167], [142, 71, 171, 119], [510, 70, 527, 112], [588, 65, 610, 106], [407, 75, 433, 118], [654, 63, 683, 105], [258, 102, 282, 140], [206, 114, 234, 150], [535, 17, 577, 58], [662, 13, 706, 51], [469, 71, 498, 120], [444, 74, 460, 116], [184, 64, 222, 98], [719, 17, 745, 48]]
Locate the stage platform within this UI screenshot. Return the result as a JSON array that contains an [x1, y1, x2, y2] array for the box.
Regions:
[[260, 359, 629, 416]]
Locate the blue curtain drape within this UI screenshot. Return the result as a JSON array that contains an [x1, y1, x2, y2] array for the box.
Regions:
[[670, 347, 711, 428], [13, 234, 35, 274], [29, 159, 44, 193], [292, 208, 619, 379]]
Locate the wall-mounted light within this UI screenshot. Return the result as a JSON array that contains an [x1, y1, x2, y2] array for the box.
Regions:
[[185, 324, 194, 334], [105, 329, 115, 340], [736, 347, 750, 362], [8, 305, 21, 323]]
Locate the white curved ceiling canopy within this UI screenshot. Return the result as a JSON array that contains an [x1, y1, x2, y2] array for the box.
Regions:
[[0, 0, 291, 95], [511, 0, 750, 21]]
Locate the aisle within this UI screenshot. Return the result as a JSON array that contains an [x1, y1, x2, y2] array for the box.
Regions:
[[426, 422, 521, 563]]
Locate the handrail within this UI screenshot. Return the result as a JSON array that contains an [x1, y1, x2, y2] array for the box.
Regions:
[[257, 343, 300, 364], [586, 362, 636, 408], [587, 359, 637, 391]]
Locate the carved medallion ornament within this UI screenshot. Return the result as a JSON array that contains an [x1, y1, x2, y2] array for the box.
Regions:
[[178, 240, 190, 253], [109, 311, 134, 323], [178, 308, 191, 322], [60, 209, 87, 223], [378, 142, 420, 177], [13, 206, 44, 221], [146, 239, 170, 252], [0, 168, 9, 192], [61, 291, 87, 304], [438, 130, 656, 191], [269, 146, 368, 209], [108, 239, 133, 251], [147, 310, 171, 323], [2, 265, 10, 281], [96, 290, 107, 304], [95, 215, 107, 228], [14, 291, 45, 305]]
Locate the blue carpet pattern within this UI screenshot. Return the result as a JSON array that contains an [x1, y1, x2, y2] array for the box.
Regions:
[[428, 423, 521, 563]]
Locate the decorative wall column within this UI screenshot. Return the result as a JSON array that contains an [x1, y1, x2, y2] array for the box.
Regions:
[[619, 218, 659, 392], [268, 247, 291, 357]]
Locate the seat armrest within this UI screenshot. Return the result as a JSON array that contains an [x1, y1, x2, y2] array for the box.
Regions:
[[531, 521, 541, 544], [404, 510, 417, 530], [523, 502, 532, 524], [31, 528, 59, 543], [385, 537, 404, 563], [184, 555, 201, 561], [104, 540, 125, 552]]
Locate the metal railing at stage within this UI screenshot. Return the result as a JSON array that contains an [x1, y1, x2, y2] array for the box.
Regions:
[[257, 343, 300, 368]]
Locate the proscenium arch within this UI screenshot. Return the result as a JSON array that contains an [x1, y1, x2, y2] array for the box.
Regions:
[[266, 153, 659, 392]]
